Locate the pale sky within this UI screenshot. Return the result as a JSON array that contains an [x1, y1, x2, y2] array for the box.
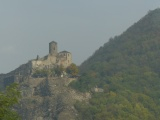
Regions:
[[0, 0, 160, 73]]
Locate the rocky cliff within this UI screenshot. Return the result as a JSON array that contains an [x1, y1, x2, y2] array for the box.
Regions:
[[14, 77, 90, 120], [0, 73, 90, 120], [14, 76, 90, 120]]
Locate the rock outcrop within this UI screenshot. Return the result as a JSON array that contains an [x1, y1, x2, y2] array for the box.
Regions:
[[15, 76, 90, 120]]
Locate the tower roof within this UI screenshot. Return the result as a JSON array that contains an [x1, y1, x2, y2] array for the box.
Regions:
[[49, 41, 57, 44], [59, 50, 70, 53]]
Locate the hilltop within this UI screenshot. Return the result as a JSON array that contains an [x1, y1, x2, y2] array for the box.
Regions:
[[0, 41, 83, 120]]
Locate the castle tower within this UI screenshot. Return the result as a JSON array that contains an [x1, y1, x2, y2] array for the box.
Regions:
[[49, 41, 58, 55]]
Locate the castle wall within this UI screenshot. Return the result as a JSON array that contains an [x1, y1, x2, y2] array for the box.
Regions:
[[58, 52, 72, 68], [30, 55, 57, 70]]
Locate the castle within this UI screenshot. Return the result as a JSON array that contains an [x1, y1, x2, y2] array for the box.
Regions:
[[28, 41, 72, 72], [2, 41, 72, 87]]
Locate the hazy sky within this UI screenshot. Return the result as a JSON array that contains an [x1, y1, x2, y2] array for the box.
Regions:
[[0, 0, 160, 73]]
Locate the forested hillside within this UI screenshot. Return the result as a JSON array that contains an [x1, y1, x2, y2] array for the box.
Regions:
[[71, 8, 160, 119]]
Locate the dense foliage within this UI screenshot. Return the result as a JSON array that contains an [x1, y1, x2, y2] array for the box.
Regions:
[[66, 63, 79, 77], [32, 64, 79, 77], [32, 69, 50, 77], [71, 8, 160, 119], [32, 65, 64, 77], [0, 83, 21, 120]]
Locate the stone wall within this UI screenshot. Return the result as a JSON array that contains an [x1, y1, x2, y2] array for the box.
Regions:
[[30, 55, 57, 70], [57, 51, 72, 68]]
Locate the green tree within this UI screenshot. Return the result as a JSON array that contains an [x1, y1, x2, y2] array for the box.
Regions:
[[0, 83, 21, 120], [32, 69, 49, 78], [66, 63, 79, 76], [55, 65, 65, 76]]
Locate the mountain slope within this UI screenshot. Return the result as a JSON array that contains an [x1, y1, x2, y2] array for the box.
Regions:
[[78, 8, 160, 93], [71, 8, 160, 120], [81, 8, 160, 73]]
